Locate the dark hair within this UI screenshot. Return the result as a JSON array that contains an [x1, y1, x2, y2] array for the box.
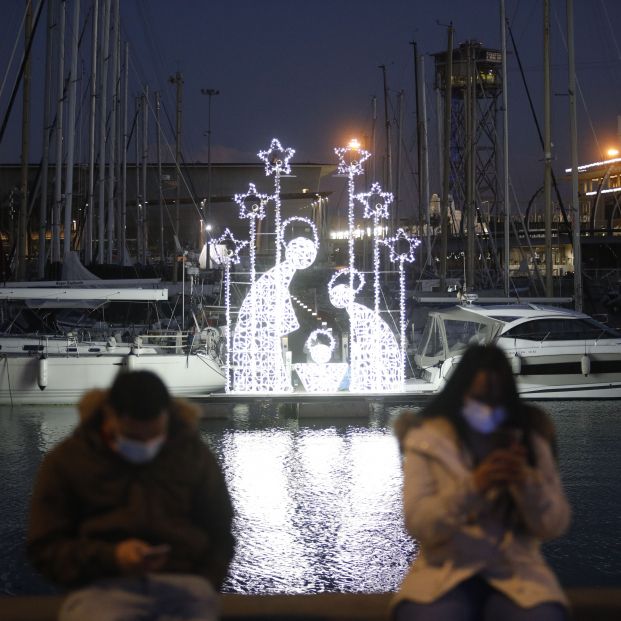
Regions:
[[420, 344, 537, 464], [108, 371, 171, 421]]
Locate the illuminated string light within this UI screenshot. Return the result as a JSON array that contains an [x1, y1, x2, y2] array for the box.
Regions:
[[328, 268, 401, 392], [232, 217, 318, 393], [382, 229, 421, 388], [355, 182, 393, 386], [334, 140, 371, 382], [257, 139, 296, 391], [294, 362, 348, 393], [213, 228, 248, 392], [235, 183, 268, 388]]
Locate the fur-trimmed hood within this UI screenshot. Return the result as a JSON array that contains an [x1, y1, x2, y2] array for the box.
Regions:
[[77, 387, 202, 430]]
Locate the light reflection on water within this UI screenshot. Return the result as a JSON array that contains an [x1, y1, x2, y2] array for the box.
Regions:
[[216, 423, 415, 593], [1, 400, 620, 595]]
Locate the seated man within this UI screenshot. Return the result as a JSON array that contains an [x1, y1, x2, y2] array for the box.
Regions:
[[27, 370, 235, 621]]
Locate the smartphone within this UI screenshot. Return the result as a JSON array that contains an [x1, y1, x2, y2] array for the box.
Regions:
[[143, 544, 171, 559]]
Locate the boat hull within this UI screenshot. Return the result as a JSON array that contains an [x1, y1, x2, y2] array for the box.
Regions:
[[0, 352, 225, 405]]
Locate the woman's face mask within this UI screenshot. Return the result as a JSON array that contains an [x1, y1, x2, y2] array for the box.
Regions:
[[115, 434, 166, 464], [461, 398, 507, 434]]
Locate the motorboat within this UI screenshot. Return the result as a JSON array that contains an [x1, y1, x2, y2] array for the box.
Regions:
[[409, 302, 621, 399], [0, 286, 226, 405]]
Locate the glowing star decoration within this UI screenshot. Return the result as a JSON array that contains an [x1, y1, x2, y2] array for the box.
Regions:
[[334, 139, 372, 339], [382, 229, 421, 388], [328, 268, 402, 392], [213, 229, 249, 392], [234, 183, 268, 386], [355, 182, 393, 317], [231, 218, 318, 393]]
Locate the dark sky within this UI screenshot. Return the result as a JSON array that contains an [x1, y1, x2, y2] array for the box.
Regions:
[[1, 0, 621, 207]]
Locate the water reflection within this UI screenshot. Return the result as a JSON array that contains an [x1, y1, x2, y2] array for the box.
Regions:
[[216, 424, 415, 593], [1, 401, 620, 595]]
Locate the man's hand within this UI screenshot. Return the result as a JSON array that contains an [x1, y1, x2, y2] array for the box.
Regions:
[[473, 443, 528, 494], [114, 539, 169, 574]]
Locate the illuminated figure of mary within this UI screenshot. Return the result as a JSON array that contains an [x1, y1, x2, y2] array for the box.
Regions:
[[328, 268, 402, 392], [232, 233, 318, 393]]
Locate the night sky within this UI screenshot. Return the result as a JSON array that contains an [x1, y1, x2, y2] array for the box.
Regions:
[[1, 0, 621, 207]]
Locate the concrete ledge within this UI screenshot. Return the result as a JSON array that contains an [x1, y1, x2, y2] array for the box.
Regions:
[[1, 589, 620, 621]]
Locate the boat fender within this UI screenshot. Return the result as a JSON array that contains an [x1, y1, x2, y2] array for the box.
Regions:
[[126, 351, 137, 370], [511, 353, 522, 375], [581, 354, 591, 376], [38, 355, 48, 390]]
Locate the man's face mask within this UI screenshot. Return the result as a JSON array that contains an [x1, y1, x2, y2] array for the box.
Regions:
[[461, 398, 507, 434], [115, 434, 166, 464]]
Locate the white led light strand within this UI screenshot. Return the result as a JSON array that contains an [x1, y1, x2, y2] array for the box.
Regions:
[[235, 182, 268, 389], [382, 229, 421, 389], [328, 268, 401, 392], [213, 229, 248, 392], [231, 217, 318, 393], [334, 140, 371, 385], [293, 328, 346, 393], [355, 182, 393, 388]]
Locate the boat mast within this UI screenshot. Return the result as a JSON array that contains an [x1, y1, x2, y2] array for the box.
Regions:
[[63, 0, 80, 259], [395, 89, 404, 225], [440, 24, 453, 293], [379, 64, 393, 197], [415, 47, 431, 273], [465, 41, 475, 292], [52, 0, 66, 265], [543, 0, 553, 296], [156, 90, 164, 263], [567, 0, 582, 311], [141, 85, 149, 264], [97, 0, 111, 264], [106, 0, 119, 264], [120, 42, 128, 266], [38, 0, 55, 278], [501, 0, 510, 297], [85, 0, 99, 266]]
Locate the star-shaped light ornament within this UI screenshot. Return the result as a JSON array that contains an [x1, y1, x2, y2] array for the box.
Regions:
[[234, 183, 267, 221], [258, 138, 295, 176], [334, 138, 371, 176], [356, 182, 393, 220], [383, 228, 421, 264], [214, 228, 248, 265]]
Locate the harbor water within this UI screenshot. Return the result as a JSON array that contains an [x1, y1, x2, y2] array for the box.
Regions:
[[1, 400, 620, 596]]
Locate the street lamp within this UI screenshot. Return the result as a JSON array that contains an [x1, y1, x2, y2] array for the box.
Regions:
[[200, 88, 220, 229]]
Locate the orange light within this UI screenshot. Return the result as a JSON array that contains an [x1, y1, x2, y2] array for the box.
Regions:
[[607, 147, 619, 158], [347, 138, 361, 150]]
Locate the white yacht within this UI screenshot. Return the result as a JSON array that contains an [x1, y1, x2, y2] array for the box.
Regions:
[[0, 287, 226, 405], [410, 303, 621, 399]]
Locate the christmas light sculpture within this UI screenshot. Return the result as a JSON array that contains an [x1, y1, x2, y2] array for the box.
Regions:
[[258, 138, 295, 269], [293, 328, 348, 392], [231, 217, 318, 393], [235, 182, 268, 390], [382, 229, 421, 387], [328, 268, 402, 392], [334, 139, 371, 296], [212, 228, 248, 392]]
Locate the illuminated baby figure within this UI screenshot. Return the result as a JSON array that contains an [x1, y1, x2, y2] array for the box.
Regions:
[[328, 268, 403, 392], [232, 223, 318, 392]]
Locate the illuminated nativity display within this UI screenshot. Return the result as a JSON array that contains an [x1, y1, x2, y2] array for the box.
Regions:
[[211, 138, 420, 394]]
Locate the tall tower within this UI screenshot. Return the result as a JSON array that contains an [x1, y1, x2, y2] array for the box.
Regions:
[[433, 40, 503, 289]]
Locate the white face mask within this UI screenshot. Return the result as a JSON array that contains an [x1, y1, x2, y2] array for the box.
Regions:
[[461, 398, 507, 434], [115, 435, 166, 464]]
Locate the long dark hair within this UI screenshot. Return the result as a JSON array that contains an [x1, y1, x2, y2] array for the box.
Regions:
[[420, 344, 538, 465]]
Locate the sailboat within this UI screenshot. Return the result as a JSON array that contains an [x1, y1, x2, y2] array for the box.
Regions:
[[0, 283, 225, 405]]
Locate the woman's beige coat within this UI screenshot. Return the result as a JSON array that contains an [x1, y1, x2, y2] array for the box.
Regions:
[[393, 417, 571, 609]]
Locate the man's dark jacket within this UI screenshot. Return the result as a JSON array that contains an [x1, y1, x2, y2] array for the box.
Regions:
[[27, 389, 235, 589]]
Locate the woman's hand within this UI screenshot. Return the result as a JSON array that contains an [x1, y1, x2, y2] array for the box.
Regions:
[[473, 442, 528, 494], [114, 538, 169, 574]]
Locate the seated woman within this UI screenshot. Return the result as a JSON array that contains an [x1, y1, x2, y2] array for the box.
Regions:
[[393, 344, 570, 621]]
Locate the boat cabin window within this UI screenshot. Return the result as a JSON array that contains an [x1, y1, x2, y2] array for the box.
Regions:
[[444, 319, 490, 351], [502, 318, 621, 341]]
